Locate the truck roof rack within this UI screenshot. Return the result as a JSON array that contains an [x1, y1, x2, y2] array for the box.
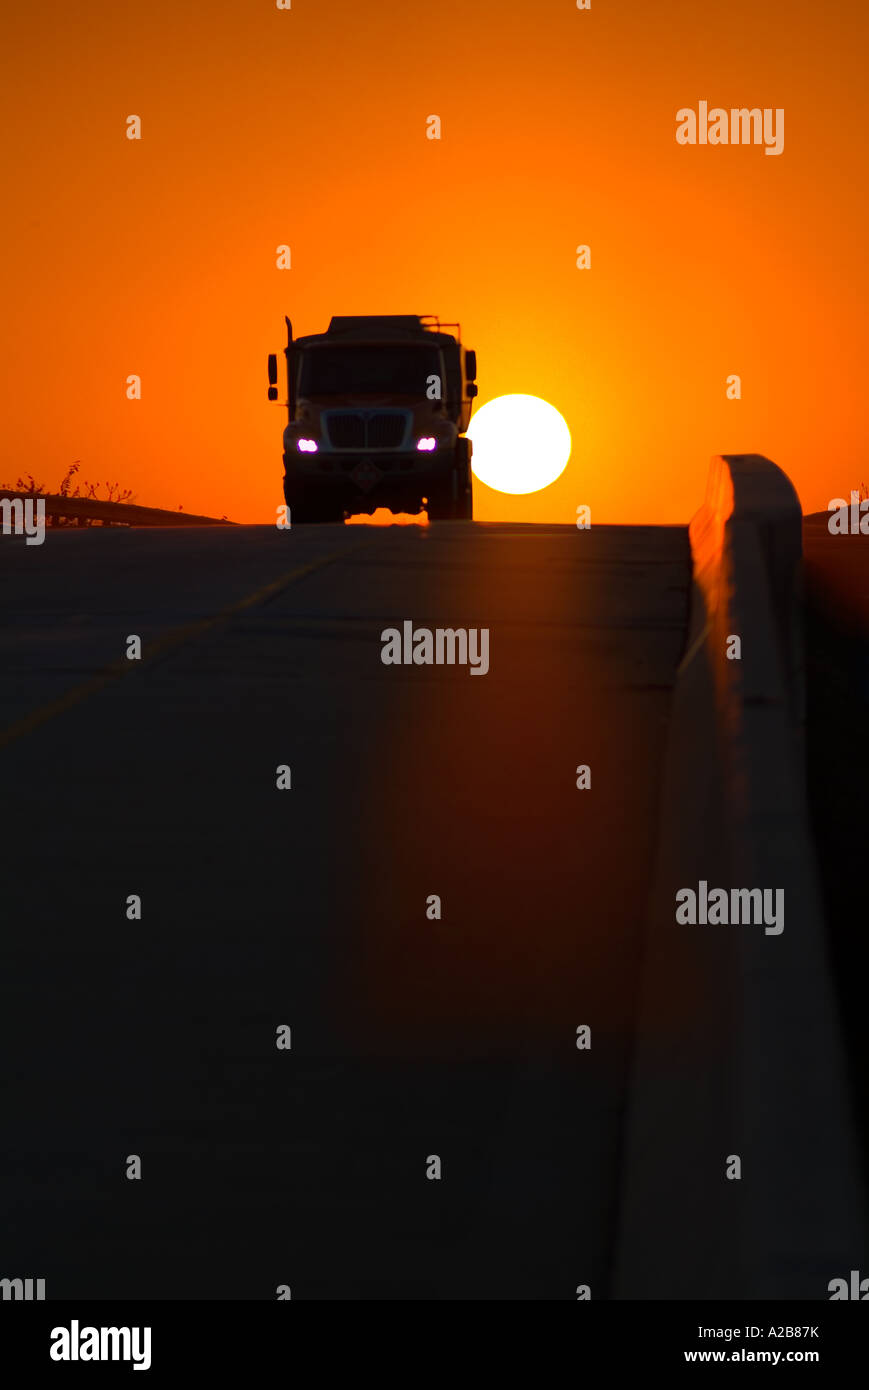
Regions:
[[327, 316, 424, 337], [419, 315, 462, 342], [325, 315, 461, 344]]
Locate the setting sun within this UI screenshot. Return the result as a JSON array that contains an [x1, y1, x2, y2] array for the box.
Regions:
[[468, 395, 572, 496]]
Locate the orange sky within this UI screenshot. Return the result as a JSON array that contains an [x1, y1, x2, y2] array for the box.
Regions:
[[1, 0, 866, 524]]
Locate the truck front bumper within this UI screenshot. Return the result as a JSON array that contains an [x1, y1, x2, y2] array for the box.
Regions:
[[284, 448, 455, 498]]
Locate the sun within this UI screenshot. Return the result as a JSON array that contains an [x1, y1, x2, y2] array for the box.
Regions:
[[467, 394, 571, 495]]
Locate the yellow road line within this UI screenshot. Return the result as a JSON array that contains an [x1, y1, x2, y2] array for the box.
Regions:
[[0, 536, 376, 750]]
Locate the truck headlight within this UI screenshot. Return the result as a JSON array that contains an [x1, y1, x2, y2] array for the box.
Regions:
[[297, 439, 319, 453], [416, 437, 437, 452]]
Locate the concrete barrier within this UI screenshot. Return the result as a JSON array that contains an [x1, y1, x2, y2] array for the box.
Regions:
[[0, 489, 234, 527], [613, 454, 867, 1299]]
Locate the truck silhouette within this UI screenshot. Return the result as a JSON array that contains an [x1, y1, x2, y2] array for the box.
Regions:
[[267, 315, 478, 523]]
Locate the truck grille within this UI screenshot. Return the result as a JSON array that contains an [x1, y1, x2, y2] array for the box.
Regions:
[[325, 413, 365, 448], [324, 411, 407, 450], [367, 413, 406, 448]]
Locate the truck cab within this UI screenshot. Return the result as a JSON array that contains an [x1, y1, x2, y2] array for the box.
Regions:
[[267, 315, 478, 522]]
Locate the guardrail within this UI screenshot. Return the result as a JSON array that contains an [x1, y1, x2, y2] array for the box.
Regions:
[[614, 454, 867, 1299], [0, 490, 234, 528]]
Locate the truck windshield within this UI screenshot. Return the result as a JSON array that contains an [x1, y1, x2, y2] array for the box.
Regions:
[[298, 346, 442, 397]]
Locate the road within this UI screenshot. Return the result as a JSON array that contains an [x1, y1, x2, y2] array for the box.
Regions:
[[1, 520, 689, 1300]]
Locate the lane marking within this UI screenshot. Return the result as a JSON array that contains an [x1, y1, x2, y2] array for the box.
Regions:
[[0, 536, 377, 750], [676, 618, 711, 676]]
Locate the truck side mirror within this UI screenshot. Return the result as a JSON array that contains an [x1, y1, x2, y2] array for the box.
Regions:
[[268, 353, 278, 385], [268, 387, 279, 401], [465, 350, 477, 382], [467, 383, 478, 398]]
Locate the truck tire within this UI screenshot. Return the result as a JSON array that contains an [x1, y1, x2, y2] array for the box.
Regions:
[[283, 480, 344, 524], [427, 440, 473, 521], [454, 437, 474, 520]]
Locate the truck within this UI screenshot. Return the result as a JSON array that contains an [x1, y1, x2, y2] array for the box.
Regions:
[[267, 315, 478, 523]]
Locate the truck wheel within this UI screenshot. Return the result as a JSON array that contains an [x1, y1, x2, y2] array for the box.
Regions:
[[427, 441, 473, 521], [283, 481, 344, 524], [426, 482, 452, 521]]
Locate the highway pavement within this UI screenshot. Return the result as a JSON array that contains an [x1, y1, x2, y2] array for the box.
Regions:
[[1, 519, 690, 1299]]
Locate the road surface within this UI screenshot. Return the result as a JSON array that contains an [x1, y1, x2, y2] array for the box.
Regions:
[[1, 520, 689, 1299]]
